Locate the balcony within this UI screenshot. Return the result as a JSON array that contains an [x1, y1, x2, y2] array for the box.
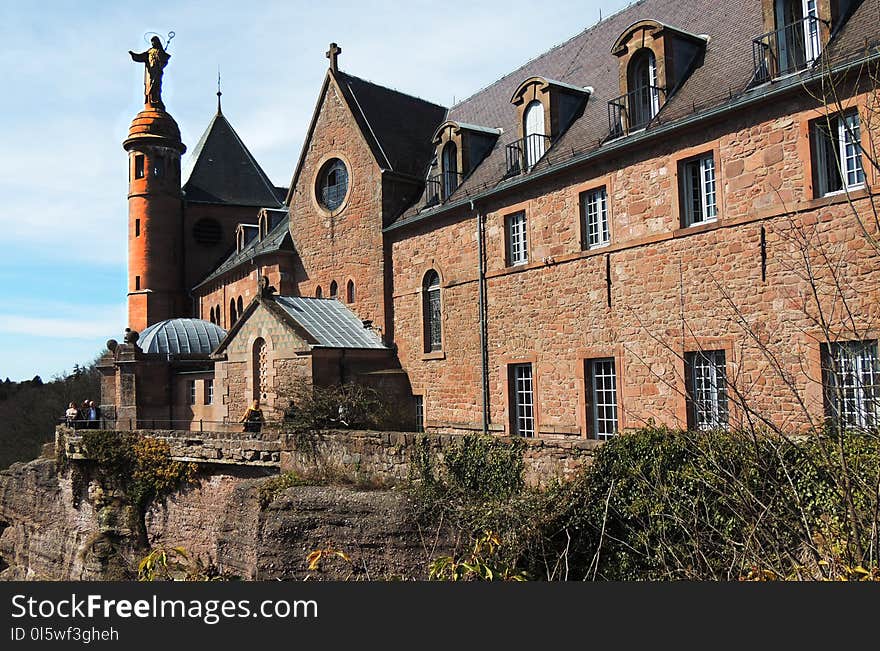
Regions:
[[607, 85, 666, 137], [505, 134, 552, 176], [752, 15, 823, 84], [424, 170, 463, 207]]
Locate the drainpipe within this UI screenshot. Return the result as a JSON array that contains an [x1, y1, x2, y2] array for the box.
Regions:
[[472, 200, 490, 435]]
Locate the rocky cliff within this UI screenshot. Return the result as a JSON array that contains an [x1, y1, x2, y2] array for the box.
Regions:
[[0, 456, 439, 581]]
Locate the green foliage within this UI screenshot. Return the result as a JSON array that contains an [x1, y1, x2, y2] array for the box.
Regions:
[[138, 545, 234, 581], [429, 531, 528, 581], [258, 471, 308, 509], [415, 426, 880, 581], [443, 435, 525, 500]]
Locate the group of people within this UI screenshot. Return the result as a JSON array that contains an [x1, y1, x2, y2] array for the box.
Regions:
[[65, 400, 101, 429]]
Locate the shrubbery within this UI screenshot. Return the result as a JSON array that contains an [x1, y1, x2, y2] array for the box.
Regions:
[[414, 427, 880, 581]]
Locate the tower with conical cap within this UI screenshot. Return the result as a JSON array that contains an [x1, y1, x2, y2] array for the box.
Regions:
[[124, 35, 187, 331]]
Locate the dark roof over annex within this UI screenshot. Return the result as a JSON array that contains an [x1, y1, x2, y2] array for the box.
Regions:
[[183, 109, 286, 207], [193, 208, 293, 290], [391, 0, 879, 227], [334, 71, 447, 179]]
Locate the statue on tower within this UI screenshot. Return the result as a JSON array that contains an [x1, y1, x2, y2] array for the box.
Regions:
[[129, 35, 171, 110]]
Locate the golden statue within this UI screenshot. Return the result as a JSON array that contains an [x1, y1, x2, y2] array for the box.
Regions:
[[129, 36, 171, 110]]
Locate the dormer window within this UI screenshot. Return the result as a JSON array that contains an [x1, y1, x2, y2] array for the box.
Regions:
[[627, 50, 661, 131], [610, 20, 706, 136], [426, 122, 499, 207], [523, 101, 547, 170], [753, 0, 827, 83], [236, 224, 259, 252], [507, 77, 590, 176]]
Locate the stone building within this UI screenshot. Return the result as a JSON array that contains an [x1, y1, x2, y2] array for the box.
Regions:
[[100, 0, 880, 437]]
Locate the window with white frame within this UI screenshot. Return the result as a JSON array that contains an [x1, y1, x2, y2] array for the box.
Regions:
[[812, 110, 865, 197], [587, 358, 618, 440], [205, 379, 214, 405], [821, 340, 878, 430], [685, 350, 729, 431], [680, 154, 717, 227], [506, 211, 528, 266], [510, 363, 535, 437], [581, 186, 610, 249], [188, 380, 197, 406]]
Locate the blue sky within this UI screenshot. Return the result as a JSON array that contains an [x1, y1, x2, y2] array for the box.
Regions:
[[0, 0, 628, 381]]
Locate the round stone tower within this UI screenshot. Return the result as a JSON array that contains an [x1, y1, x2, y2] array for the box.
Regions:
[[123, 107, 187, 331]]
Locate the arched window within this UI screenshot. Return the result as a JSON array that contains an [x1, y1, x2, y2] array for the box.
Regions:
[[423, 270, 442, 352], [627, 49, 659, 130], [317, 158, 349, 211], [215, 305, 221, 326], [346, 279, 356, 303], [315, 285, 323, 298], [523, 100, 546, 170], [253, 337, 267, 401], [441, 141, 458, 199], [237, 295, 243, 316], [209, 306, 215, 324], [330, 280, 338, 299], [230, 298, 237, 324]]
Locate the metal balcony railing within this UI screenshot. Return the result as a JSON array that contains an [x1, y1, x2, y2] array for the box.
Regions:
[[752, 15, 824, 84], [607, 85, 666, 137], [424, 170, 463, 207], [505, 133, 552, 176]]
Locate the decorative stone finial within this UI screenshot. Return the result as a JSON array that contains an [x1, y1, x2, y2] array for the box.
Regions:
[[326, 42, 342, 74], [124, 328, 140, 344], [259, 275, 276, 297]]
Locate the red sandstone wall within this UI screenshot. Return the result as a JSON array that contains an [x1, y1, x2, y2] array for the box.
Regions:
[[390, 90, 880, 436], [287, 75, 388, 334]]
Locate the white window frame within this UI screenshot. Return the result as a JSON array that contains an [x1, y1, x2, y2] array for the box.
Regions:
[[188, 380, 197, 406], [822, 340, 879, 430], [681, 154, 717, 227], [511, 363, 535, 438], [686, 350, 729, 431], [523, 100, 546, 170], [813, 110, 865, 197], [414, 395, 425, 432], [582, 186, 610, 249], [588, 358, 619, 440], [506, 211, 528, 266], [205, 379, 214, 405]]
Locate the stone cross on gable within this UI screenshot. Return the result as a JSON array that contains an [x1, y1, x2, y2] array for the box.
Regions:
[[326, 42, 342, 73]]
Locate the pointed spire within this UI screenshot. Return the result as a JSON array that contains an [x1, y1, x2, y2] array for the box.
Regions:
[[216, 67, 222, 115]]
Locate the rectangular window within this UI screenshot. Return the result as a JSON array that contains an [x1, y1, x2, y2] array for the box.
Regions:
[[586, 358, 619, 440], [205, 379, 214, 405], [135, 218, 140, 237], [821, 340, 878, 430], [153, 157, 165, 178], [134, 154, 145, 179], [414, 395, 424, 432], [581, 186, 610, 249], [505, 212, 528, 266], [812, 110, 865, 197], [135, 275, 140, 291], [509, 363, 535, 437], [680, 154, 717, 226], [188, 380, 197, 406], [685, 350, 729, 431]]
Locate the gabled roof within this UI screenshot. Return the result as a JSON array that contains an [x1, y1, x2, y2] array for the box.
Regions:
[[391, 0, 878, 227], [183, 110, 283, 207], [193, 210, 294, 290], [273, 296, 387, 349], [334, 71, 447, 179], [213, 294, 387, 356]]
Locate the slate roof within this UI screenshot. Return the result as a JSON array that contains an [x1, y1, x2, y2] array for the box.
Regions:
[[274, 296, 387, 349], [183, 110, 284, 207], [334, 71, 447, 179], [193, 208, 293, 290], [393, 0, 880, 225], [139, 319, 227, 356]]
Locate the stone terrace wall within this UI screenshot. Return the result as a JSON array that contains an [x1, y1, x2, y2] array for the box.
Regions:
[[278, 429, 600, 487], [58, 427, 598, 487]]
